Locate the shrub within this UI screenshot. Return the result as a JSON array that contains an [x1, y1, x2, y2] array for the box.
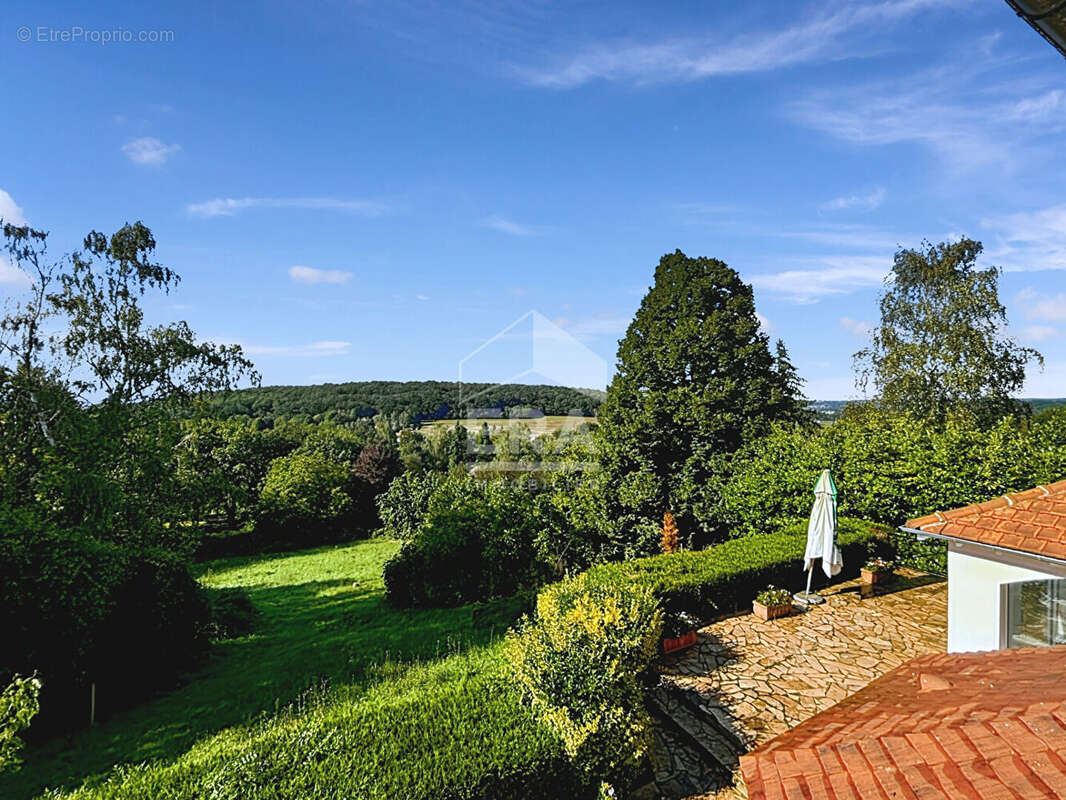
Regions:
[[375, 471, 443, 540], [582, 518, 887, 621], [507, 576, 662, 791], [383, 481, 550, 607], [258, 452, 353, 539], [0, 507, 210, 733], [0, 674, 41, 773]]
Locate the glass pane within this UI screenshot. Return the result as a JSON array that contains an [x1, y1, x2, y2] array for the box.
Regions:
[[1005, 579, 1066, 649]]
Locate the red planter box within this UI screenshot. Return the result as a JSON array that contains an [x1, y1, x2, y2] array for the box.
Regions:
[[663, 630, 697, 654], [753, 600, 792, 621]]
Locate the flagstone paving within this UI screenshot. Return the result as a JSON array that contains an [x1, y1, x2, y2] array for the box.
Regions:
[[645, 569, 948, 800]]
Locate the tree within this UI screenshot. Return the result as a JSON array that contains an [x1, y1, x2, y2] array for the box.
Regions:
[[597, 250, 808, 546], [0, 674, 41, 773], [0, 220, 258, 549], [855, 238, 1041, 426]]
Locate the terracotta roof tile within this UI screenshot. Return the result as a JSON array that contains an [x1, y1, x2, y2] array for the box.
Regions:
[[904, 480, 1066, 562], [741, 646, 1066, 800]]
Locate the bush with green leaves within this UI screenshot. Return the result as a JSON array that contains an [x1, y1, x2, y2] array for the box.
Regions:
[[258, 452, 353, 539], [0, 674, 41, 773], [0, 507, 209, 733], [375, 471, 444, 540], [383, 478, 552, 607], [507, 575, 662, 791]]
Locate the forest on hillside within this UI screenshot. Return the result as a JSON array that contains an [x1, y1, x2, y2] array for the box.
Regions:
[[205, 380, 606, 424]]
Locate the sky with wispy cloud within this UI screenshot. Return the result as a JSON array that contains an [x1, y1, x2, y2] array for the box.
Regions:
[[3, 0, 1064, 397]]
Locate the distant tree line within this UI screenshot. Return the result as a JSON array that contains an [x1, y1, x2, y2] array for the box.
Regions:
[[203, 380, 605, 425]]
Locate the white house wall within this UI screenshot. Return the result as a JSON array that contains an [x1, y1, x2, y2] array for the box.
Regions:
[[946, 542, 1066, 653]]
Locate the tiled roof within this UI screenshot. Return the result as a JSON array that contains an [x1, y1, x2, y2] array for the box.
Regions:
[[905, 479, 1066, 562], [740, 645, 1066, 800]]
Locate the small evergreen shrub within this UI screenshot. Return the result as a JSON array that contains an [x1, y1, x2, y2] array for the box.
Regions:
[[507, 575, 662, 791]]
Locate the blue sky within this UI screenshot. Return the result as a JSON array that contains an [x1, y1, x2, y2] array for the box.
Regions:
[[2, 0, 1065, 398]]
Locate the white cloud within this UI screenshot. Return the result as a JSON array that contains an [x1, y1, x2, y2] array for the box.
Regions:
[[416, 294, 430, 301], [750, 257, 889, 303], [479, 215, 546, 236], [789, 63, 1066, 172], [756, 312, 773, 334], [982, 206, 1066, 272], [840, 317, 873, 337], [187, 196, 391, 218], [0, 189, 26, 225], [517, 0, 953, 88], [819, 187, 885, 213], [242, 340, 352, 357], [0, 256, 32, 289], [1018, 325, 1060, 343], [288, 265, 353, 285], [122, 137, 181, 166]]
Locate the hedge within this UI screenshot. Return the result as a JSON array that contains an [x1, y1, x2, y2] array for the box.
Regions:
[[581, 517, 892, 621]]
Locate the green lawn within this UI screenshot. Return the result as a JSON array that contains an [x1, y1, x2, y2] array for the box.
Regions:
[[3, 539, 532, 800]]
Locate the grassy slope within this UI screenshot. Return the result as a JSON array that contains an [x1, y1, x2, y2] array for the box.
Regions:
[[3, 540, 537, 800]]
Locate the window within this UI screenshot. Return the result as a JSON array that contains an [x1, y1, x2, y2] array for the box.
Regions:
[[1003, 578, 1066, 649]]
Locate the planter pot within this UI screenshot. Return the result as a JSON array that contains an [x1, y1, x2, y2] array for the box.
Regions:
[[753, 600, 792, 621], [861, 568, 890, 585], [662, 630, 698, 655]]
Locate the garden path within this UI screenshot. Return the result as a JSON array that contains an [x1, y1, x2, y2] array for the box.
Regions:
[[644, 569, 948, 799]]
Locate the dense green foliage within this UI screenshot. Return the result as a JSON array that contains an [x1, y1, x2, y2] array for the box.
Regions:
[[0, 221, 255, 733], [720, 406, 1066, 542], [7, 541, 591, 800], [582, 518, 889, 619], [206, 380, 603, 425], [508, 577, 661, 791], [0, 675, 41, 773], [383, 477, 552, 607], [597, 250, 809, 548], [855, 238, 1041, 425], [0, 507, 210, 732], [258, 452, 355, 536]]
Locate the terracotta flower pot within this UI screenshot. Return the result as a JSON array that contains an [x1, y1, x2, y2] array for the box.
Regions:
[[753, 600, 792, 621], [861, 568, 890, 585], [662, 630, 698, 654]]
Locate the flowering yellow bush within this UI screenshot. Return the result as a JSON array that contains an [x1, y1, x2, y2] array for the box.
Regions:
[[507, 575, 661, 790]]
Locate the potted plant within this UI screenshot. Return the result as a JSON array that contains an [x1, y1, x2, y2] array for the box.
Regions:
[[661, 610, 700, 654], [861, 557, 894, 585], [752, 586, 793, 621]]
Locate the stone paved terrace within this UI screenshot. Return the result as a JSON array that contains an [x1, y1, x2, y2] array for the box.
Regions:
[[645, 569, 947, 800]]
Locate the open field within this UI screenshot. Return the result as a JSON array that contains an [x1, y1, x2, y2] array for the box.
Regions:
[[421, 414, 597, 437], [2, 540, 539, 800]]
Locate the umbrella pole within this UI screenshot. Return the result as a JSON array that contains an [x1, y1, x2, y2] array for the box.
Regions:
[[794, 562, 825, 607]]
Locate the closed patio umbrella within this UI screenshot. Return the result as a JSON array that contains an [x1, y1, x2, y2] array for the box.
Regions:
[[794, 469, 842, 606]]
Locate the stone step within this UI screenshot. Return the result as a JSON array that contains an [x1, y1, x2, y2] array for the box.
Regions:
[[666, 683, 749, 756], [651, 686, 743, 775], [648, 687, 737, 797]]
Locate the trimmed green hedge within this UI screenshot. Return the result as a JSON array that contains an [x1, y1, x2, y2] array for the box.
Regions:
[[582, 517, 891, 620]]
